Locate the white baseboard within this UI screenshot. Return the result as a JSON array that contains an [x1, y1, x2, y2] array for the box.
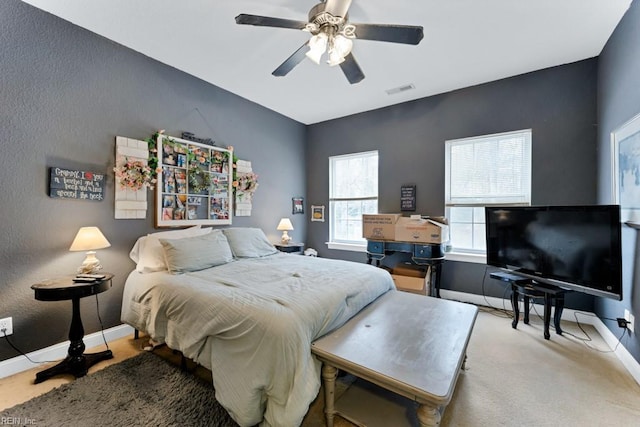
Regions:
[[441, 289, 640, 386], [0, 324, 135, 379], [591, 317, 640, 386]]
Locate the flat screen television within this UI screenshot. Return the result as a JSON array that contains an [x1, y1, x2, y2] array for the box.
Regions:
[[485, 205, 623, 300]]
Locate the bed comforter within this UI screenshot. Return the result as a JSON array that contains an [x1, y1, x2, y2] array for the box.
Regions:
[[121, 253, 395, 427]]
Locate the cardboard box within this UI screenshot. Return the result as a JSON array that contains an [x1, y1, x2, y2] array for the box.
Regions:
[[391, 264, 430, 295], [391, 274, 430, 296], [394, 217, 449, 244], [362, 214, 401, 240], [393, 263, 428, 278], [391, 275, 426, 293]]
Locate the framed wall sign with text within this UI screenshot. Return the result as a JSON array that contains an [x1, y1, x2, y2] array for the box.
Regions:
[[401, 185, 416, 211]]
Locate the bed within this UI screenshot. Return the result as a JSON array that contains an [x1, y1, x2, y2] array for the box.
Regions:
[[120, 226, 395, 427]]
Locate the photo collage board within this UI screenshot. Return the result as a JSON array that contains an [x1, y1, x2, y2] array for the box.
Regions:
[[155, 134, 232, 227]]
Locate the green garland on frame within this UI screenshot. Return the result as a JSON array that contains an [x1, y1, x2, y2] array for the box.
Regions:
[[188, 167, 211, 193], [145, 131, 162, 182]]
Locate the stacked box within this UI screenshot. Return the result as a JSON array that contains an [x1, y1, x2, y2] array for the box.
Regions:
[[395, 217, 449, 244], [362, 214, 402, 240]]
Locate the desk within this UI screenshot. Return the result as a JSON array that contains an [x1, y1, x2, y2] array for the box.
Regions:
[[490, 272, 568, 340], [366, 240, 445, 297], [31, 274, 114, 383], [312, 291, 477, 427]]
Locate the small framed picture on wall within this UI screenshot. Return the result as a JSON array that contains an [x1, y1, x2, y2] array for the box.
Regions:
[[292, 197, 304, 214], [311, 205, 325, 222]]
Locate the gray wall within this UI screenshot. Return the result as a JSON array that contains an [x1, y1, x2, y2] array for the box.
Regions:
[[306, 59, 599, 312], [0, 0, 306, 362], [597, 0, 640, 362]]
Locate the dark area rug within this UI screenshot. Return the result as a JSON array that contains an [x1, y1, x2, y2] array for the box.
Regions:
[[0, 352, 238, 426]]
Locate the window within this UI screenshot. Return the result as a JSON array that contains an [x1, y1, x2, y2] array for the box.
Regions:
[[445, 129, 531, 256], [329, 151, 378, 248]]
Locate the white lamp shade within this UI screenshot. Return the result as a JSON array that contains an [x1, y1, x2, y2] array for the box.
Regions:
[[306, 33, 328, 64], [327, 35, 353, 66], [327, 50, 346, 67], [69, 227, 111, 252], [277, 218, 294, 231]]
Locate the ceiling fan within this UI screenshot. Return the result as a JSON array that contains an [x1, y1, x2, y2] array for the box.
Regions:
[[235, 0, 424, 84]]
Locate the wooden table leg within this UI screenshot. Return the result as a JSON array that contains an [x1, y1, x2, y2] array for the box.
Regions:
[[35, 296, 113, 384], [431, 262, 443, 298], [554, 294, 565, 335], [417, 403, 441, 427], [511, 285, 519, 329], [321, 364, 338, 427], [543, 293, 552, 340]]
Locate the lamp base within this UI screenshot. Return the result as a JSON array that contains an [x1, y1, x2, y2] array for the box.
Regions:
[[280, 231, 292, 245], [77, 251, 103, 274]]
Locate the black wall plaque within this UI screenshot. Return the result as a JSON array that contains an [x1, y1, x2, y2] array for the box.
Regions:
[[49, 167, 105, 201], [401, 184, 416, 211]]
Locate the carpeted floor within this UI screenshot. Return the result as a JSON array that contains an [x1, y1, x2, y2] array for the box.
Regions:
[[440, 308, 640, 427]]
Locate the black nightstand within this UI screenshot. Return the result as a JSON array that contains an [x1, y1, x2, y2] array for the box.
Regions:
[[31, 273, 114, 383], [275, 243, 304, 254]]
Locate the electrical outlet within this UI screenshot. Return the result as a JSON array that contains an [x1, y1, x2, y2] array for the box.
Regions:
[[0, 317, 12, 336], [625, 309, 635, 333]]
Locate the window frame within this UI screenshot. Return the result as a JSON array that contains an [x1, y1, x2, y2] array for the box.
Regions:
[[328, 150, 379, 250], [444, 129, 532, 261]]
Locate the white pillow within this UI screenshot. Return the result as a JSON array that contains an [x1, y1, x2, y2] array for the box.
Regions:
[[129, 226, 212, 273], [222, 227, 278, 258], [160, 230, 233, 274], [129, 225, 204, 263]]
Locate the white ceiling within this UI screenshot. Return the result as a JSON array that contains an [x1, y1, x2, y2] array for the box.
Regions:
[[22, 0, 632, 125]]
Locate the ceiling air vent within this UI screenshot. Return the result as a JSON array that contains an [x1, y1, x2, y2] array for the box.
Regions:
[[385, 84, 415, 95]]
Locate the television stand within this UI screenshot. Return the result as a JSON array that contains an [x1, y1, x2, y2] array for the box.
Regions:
[[490, 271, 569, 340]]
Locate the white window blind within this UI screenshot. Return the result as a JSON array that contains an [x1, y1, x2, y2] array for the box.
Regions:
[[329, 151, 378, 244], [445, 130, 531, 254], [446, 130, 532, 206]]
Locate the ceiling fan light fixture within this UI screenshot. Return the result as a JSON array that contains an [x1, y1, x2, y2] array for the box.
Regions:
[[327, 51, 344, 66], [306, 32, 328, 64], [236, 0, 423, 84], [327, 33, 353, 66]]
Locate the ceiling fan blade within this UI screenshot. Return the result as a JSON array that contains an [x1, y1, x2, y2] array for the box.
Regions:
[[353, 23, 424, 45], [272, 42, 310, 77], [339, 53, 365, 84], [235, 14, 308, 30]]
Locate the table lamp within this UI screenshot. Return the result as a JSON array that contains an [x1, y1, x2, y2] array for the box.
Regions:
[[69, 226, 111, 274], [277, 218, 294, 244]]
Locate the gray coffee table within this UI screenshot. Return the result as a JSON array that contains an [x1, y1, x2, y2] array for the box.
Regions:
[[311, 291, 477, 427]]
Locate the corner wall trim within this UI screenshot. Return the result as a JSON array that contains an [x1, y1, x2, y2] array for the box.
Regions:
[[591, 316, 640, 386], [0, 324, 135, 379]]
